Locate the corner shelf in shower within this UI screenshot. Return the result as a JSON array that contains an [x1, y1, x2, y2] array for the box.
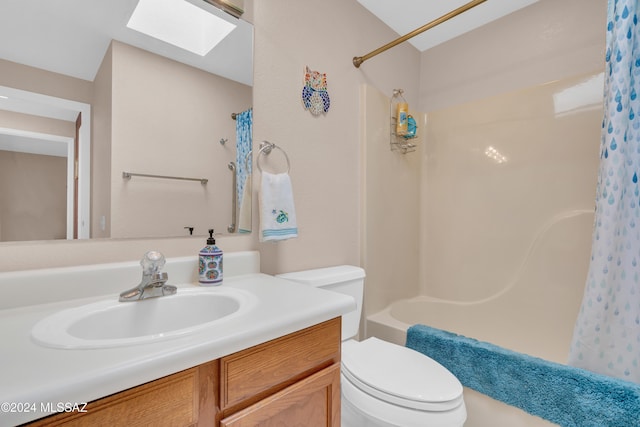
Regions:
[[390, 89, 417, 154]]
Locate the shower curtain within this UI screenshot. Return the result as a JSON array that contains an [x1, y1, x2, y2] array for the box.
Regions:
[[236, 108, 252, 233], [568, 0, 640, 383]]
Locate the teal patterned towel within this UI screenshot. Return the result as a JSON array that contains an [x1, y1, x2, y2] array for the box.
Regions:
[[406, 324, 640, 427]]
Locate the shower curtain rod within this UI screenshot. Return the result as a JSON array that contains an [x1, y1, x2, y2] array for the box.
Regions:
[[231, 108, 252, 120], [353, 0, 487, 68]]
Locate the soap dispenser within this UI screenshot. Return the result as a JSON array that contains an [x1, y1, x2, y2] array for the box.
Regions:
[[199, 229, 223, 285]]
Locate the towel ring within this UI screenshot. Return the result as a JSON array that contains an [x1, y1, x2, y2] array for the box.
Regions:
[[257, 141, 291, 174]]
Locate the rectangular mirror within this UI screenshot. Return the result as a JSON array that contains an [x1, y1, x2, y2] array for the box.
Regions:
[[0, 0, 253, 242]]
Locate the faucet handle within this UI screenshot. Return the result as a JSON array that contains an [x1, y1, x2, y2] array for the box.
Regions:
[[141, 251, 166, 275]]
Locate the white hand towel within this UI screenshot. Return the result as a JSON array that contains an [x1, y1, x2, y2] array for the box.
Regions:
[[259, 171, 298, 242]]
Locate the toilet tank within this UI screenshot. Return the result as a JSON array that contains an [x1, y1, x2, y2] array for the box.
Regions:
[[276, 266, 365, 341]]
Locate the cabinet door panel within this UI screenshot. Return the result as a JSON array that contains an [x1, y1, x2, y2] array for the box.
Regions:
[[220, 318, 340, 411], [220, 363, 340, 427], [27, 367, 201, 427]]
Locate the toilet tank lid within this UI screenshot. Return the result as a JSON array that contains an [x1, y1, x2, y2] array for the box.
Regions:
[[276, 265, 365, 287]]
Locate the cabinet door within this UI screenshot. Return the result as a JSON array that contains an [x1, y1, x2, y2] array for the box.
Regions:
[[220, 318, 341, 413], [220, 363, 340, 427], [26, 362, 218, 427]]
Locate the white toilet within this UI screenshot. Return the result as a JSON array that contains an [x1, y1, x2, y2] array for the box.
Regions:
[[277, 266, 467, 427]]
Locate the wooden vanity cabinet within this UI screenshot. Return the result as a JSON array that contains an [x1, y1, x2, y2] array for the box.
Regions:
[[25, 362, 217, 427], [219, 317, 341, 426], [220, 364, 340, 427], [25, 317, 341, 427]]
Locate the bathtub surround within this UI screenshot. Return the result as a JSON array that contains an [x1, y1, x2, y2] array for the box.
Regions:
[[407, 324, 640, 427], [364, 60, 605, 427], [419, 0, 605, 112], [569, 0, 640, 384], [365, 68, 602, 350], [360, 0, 605, 319], [360, 84, 423, 316]]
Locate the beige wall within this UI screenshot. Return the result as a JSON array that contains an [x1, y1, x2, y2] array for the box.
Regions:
[[0, 0, 419, 272], [0, 106, 75, 244], [106, 41, 251, 239], [91, 43, 113, 239], [253, 0, 420, 274], [0, 110, 75, 138], [0, 151, 67, 241], [0, 58, 92, 104]]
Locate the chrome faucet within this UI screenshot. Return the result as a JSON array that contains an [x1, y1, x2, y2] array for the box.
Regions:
[[119, 251, 177, 302]]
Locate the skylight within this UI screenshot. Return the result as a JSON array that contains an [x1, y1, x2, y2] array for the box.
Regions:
[[127, 0, 237, 56]]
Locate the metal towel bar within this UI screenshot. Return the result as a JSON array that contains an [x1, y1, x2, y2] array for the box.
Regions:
[[227, 162, 237, 233], [122, 172, 208, 185]]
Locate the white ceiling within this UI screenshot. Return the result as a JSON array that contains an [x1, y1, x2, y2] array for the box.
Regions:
[[357, 0, 539, 52], [0, 0, 253, 85], [0, 131, 69, 158]]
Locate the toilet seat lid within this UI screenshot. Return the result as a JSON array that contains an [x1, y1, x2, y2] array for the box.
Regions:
[[342, 338, 463, 411]]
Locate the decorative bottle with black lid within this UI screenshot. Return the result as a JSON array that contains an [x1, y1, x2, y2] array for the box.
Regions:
[[199, 229, 223, 286]]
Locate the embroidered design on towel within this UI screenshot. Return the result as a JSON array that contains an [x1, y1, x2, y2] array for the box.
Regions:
[[274, 209, 289, 223], [302, 66, 330, 115]]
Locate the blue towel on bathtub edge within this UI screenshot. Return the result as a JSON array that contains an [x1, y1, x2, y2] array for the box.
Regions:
[[405, 324, 640, 427]]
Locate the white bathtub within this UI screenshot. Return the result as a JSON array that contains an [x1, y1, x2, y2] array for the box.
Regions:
[[367, 292, 578, 365], [368, 299, 571, 426], [366, 211, 593, 426]]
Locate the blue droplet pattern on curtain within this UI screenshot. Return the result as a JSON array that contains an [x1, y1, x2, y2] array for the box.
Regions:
[[235, 108, 253, 206], [568, 0, 640, 383]]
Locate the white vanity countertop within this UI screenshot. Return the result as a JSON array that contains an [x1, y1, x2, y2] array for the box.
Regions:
[[0, 270, 355, 426]]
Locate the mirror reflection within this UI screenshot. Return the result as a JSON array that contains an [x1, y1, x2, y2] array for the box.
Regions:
[[0, 0, 253, 242]]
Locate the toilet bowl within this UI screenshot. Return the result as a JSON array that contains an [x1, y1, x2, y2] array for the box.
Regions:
[[277, 266, 466, 427]]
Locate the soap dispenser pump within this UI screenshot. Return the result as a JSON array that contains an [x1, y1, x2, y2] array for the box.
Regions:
[[199, 229, 223, 285]]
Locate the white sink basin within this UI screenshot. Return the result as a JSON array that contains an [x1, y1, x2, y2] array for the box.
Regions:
[[31, 287, 257, 349]]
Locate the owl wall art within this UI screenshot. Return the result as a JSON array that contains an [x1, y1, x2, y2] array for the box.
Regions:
[[302, 66, 330, 116]]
